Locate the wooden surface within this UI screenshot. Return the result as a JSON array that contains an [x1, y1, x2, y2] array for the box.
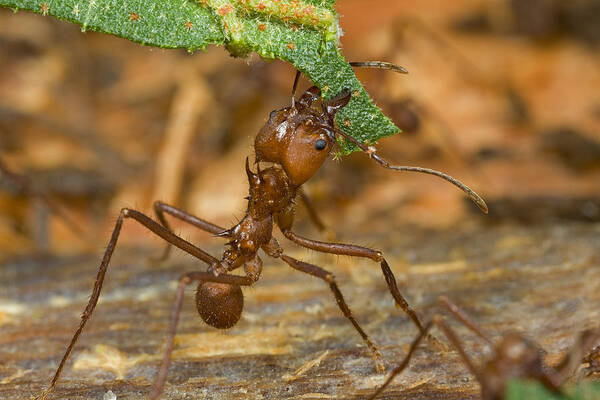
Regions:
[[2, 1, 600, 399], [1, 220, 599, 400]]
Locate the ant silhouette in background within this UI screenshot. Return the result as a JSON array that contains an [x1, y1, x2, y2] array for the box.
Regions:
[[0, 157, 86, 244], [35, 62, 487, 400], [368, 296, 600, 400]]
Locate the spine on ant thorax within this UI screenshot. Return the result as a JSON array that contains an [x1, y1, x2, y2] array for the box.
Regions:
[[225, 165, 296, 257]]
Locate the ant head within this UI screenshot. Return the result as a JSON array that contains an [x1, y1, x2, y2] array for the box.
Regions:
[[255, 86, 351, 186]]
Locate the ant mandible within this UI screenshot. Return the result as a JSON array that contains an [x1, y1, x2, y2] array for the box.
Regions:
[[35, 62, 488, 400], [368, 296, 600, 400]]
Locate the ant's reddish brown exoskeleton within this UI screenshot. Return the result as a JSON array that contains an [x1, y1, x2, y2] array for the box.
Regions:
[[35, 62, 488, 400], [368, 296, 600, 400]]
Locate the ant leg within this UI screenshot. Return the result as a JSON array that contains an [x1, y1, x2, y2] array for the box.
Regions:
[[154, 201, 226, 235], [297, 189, 328, 233], [440, 296, 567, 395], [35, 208, 220, 400], [280, 230, 426, 335], [152, 200, 227, 261], [279, 254, 385, 373], [438, 296, 493, 345], [149, 271, 254, 400], [367, 321, 433, 400], [432, 315, 490, 394], [438, 302, 565, 397]]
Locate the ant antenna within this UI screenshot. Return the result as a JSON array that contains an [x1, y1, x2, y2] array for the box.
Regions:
[[290, 61, 408, 107], [349, 61, 408, 74], [335, 129, 488, 214]]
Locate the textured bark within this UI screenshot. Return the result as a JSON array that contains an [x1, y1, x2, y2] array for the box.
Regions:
[[1, 221, 598, 399]]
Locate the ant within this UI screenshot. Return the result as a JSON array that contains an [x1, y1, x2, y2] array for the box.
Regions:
[[0, 156, 86, 245], [35, 62, 487, 400], [368, 296, 600, 400]]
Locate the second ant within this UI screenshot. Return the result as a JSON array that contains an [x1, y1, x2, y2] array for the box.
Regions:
[[369, 296, 600, 400]]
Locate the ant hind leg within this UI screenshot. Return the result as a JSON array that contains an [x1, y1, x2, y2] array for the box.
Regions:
[[149, 270, 253, 400], [279, 253, 385, 373]]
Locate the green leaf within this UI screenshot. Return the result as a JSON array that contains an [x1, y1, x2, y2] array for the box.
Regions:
[[0, 0, 400, 153], [506, 379, 600, 400]]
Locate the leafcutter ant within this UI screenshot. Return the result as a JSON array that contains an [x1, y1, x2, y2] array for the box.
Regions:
[[0, 156, 86, 246], [35, 62, 487, 400], [368, 296, 600, 400]]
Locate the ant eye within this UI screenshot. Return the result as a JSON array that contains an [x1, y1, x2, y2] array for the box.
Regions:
[[269, 110, 278, 119], [314, 139, 327, 151]]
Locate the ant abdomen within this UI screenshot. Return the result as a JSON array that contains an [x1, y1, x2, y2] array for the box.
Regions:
[[195, 282, 244, 329]]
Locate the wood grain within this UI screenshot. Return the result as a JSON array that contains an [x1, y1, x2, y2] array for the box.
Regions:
[[1, 221, 598, 399]]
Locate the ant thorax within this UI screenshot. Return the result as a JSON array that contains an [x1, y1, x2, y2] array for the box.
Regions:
[[216, 86, 347, 269], [247, 163, 296, 219]]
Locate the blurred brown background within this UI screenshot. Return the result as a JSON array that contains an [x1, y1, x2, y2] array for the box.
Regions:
[[1, 1, 599, 399], [1, 0, 600, 254]]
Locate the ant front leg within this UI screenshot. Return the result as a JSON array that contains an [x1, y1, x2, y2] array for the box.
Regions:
[[35, 208, 220, 400], [279, 254, 385, 373], [152, 200, 228, 261], [280, 230, 427, 335]]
